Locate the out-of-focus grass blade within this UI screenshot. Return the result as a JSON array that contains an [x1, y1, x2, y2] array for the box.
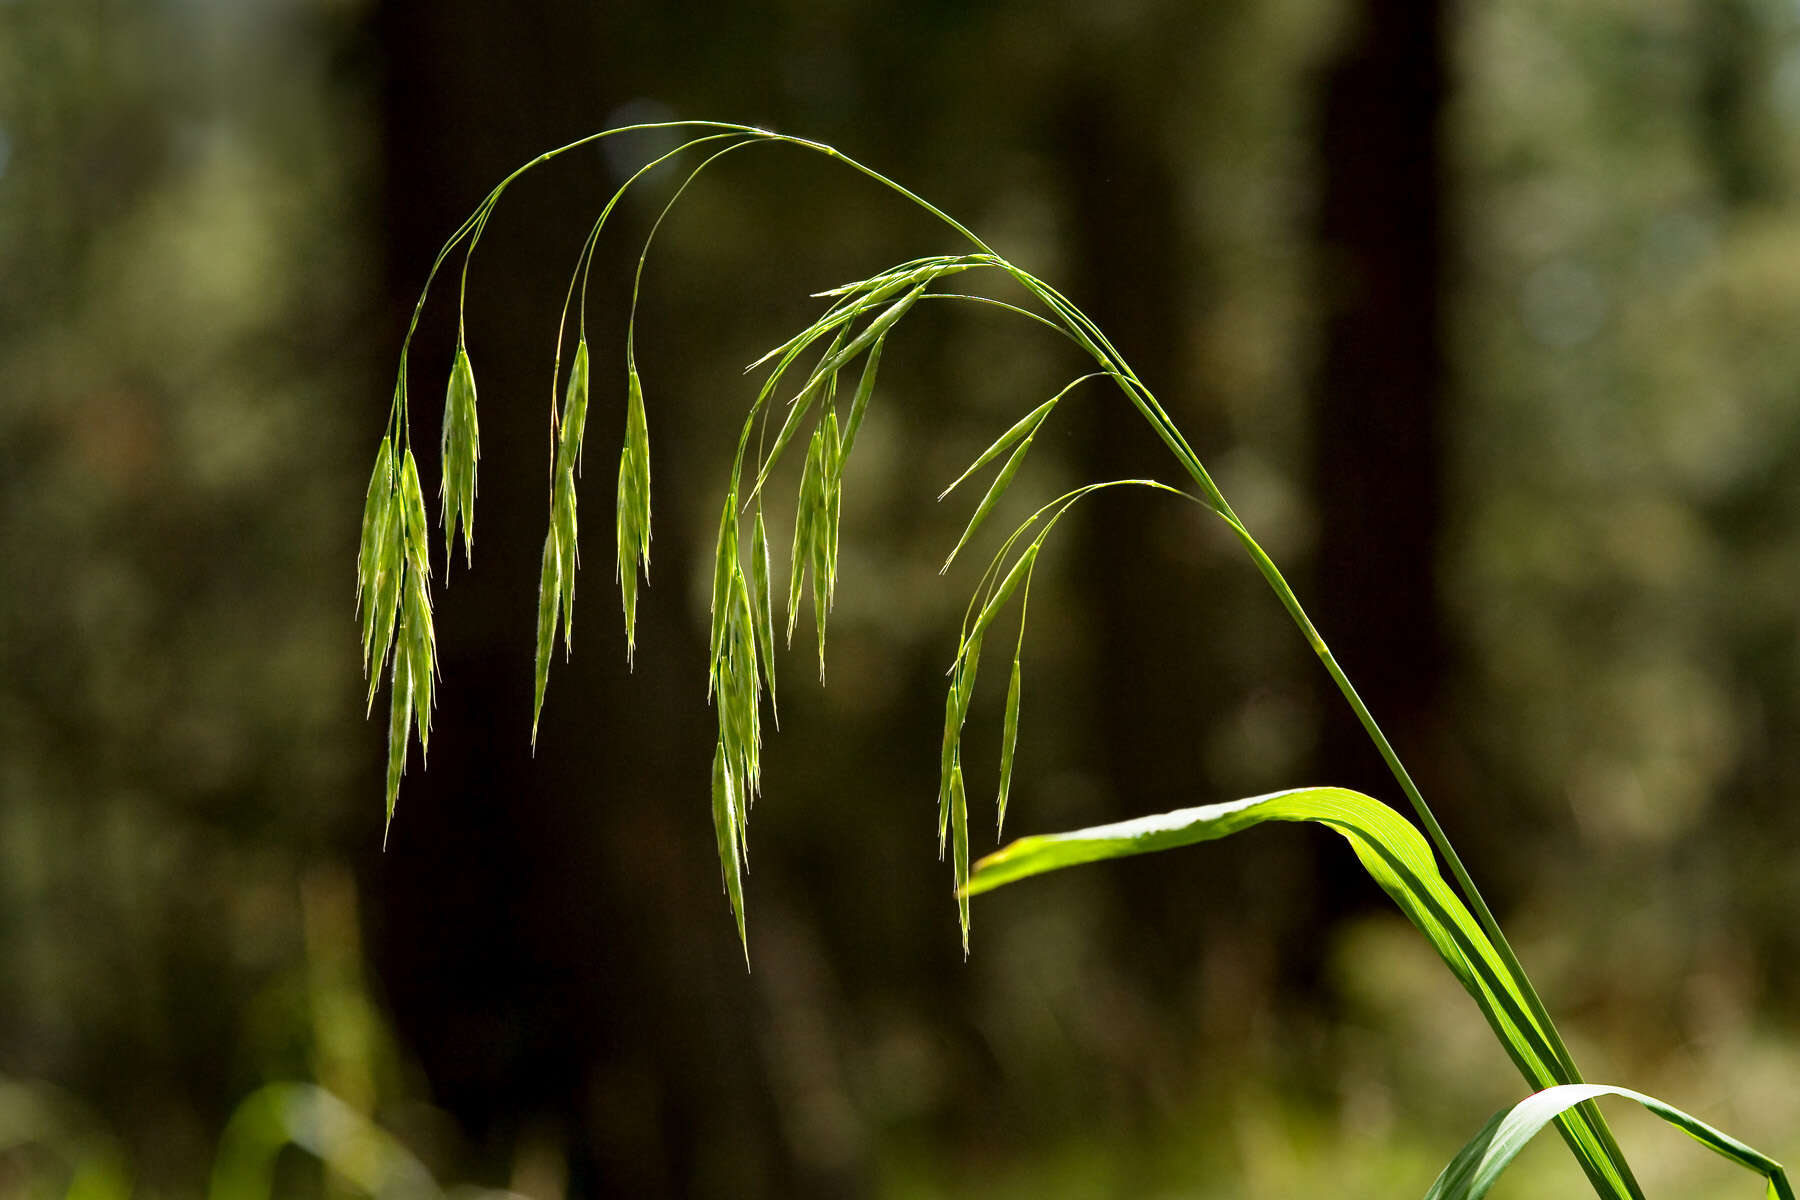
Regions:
[[208, 1083, 444, 1200], [531, 528, 561, 748], [1425, 1083, 1793, 1200], [965, 787, 1641, 1200]]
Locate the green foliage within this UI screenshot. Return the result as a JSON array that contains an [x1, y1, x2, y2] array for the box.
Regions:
[[1427, 1085, 1793, 1200], [368, 121, 1790, 1199]]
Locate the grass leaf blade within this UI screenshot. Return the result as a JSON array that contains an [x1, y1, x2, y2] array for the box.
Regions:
[[965, 787, 1638, 1199], [1425, 1084, 1792, 1200]]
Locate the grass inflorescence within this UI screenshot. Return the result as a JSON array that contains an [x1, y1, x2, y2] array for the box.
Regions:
[[366, 121, 1790, 1199]]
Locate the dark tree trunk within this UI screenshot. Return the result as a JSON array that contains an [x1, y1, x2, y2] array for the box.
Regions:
[[1307, 0, 1452, 901]]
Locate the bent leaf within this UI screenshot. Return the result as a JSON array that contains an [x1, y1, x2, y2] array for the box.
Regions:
[[1426, 1083, 1793, 1200], [966, 787, 1641, 1200]]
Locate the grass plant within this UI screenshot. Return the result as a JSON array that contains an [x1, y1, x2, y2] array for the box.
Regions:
[[363, 121, 1791, 1198]]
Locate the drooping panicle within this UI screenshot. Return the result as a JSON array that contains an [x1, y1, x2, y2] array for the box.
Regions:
[[366, 442, 437, 838], [707, 494, 763, 956]]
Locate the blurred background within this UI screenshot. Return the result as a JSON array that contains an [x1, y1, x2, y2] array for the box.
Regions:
[[5, 0, 1800, 1195]]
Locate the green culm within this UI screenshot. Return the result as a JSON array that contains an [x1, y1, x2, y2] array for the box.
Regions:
[[362, 121, 1791, 1200]]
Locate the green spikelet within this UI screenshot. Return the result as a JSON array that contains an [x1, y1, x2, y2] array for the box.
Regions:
[[531, 527, 561, 748], [560, 338, 590, 473], [440, 345, 480, 569], [362, 469, 404, 711], [554, 465, 578, 653], [357, 437, 394, 614], [617, 361, 651, 664], [750, 508, 777, 719], [712, 740, 747, 963], [384, 643, 412, 846], [403, 562, 435, 760], [950, 759, 970, 953], [998, 655, 1022, 836]]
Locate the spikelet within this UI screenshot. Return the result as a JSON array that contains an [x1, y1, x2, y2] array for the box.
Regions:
[[531, 527, 561, 748], [616, 360, 651, 664], [440, 344, 480, 569], [711, 741, 747, 962], [997, 655, 1022, 836], [950, 759, 970, 953], [402, 559, 436, 759], [359, 439, 403, 708], [750, 508, 777, 719], [384, 637, 412, 844], [357, 437, 394, 615], [553, 464, 578, 652], [398, 449, 430, 583]]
